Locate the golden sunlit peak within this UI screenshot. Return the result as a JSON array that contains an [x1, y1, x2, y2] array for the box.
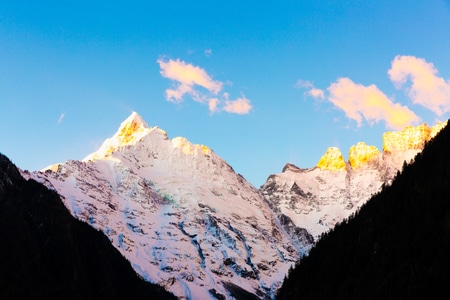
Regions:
[[83, 112, 155, 161], [116, 112, 149, 145], [349, 142, 380, 169], [316, 147, 346, 171], [383, 121, 448, 153]]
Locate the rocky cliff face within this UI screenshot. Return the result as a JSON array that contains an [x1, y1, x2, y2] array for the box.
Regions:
[[32, 112, 304, 300], [260, 121, 448, 241]]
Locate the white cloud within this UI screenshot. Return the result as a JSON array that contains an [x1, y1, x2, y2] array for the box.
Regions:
[[388, 55, 450, 116], [328, 77, 420, 130], [57, 113, 65, 124], [158, 58, 252, 114]]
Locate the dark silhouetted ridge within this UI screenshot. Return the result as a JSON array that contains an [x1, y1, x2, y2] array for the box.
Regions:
[[277, 121, 450, 300], [0, 154, 176, 300]]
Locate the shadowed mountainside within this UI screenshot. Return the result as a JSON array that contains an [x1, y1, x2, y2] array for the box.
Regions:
[[0, 153, 176, 300]]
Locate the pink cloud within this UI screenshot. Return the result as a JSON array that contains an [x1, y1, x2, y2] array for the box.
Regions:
[[388, 55, 450, 116], [328, 77, 420, 130], [208, 98, 219, 113], [295, 79, 325, 100], [223, 96, 252, 114], [158, 58, 253, 114], [308, 87, 325, 99], [157, 58, 223, 103]]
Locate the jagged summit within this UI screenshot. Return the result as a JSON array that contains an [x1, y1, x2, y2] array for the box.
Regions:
[[84, 112, 156, 161], [118, 111, 150, 142], [315, 121, 448, 171], [84, 112, 214, 162], [261, 120, 449, 241], [349, 142, 380, 169]]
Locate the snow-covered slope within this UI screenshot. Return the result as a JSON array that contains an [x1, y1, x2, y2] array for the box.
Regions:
[[33, 112, 305, 299], [260, 122, 448, 241]]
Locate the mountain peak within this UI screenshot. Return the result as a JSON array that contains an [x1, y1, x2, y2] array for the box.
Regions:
[[84, 112, 167, 161], [349, 142, 380, 169], [116, 112, 149, 145], [316, 147, 346, 171], [123, 111, 148, 128]]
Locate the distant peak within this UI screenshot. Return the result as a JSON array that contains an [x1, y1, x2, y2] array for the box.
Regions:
[[316, 147, 346, 171], [282, 163, 302, 173]]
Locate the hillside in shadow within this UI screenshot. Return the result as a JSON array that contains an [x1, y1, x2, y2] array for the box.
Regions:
[[0, 154, 176, 300]]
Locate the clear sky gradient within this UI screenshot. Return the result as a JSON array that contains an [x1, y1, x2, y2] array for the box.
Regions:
[[1, 0, 450, 186]]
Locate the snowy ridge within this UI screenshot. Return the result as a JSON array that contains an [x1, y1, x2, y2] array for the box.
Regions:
[[33, 112, 305, 299], [260, 142, 434, 241]]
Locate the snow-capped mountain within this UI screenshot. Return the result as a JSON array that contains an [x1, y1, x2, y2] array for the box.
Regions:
[[32, 112, 306, 299], [260, 122, 448, 241], [28, 111, 447, 299]]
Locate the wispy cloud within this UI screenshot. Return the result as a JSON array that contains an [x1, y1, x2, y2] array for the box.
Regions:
[[388, 55, 450, 116], [57, 113, 65, 124], [296, 80, 325, 100], [204, 49, 212, 57], [328, 78, 420, 130], [158, 58, 252, 114]]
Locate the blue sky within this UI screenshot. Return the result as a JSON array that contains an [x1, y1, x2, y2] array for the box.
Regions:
[[1, 0, 450, 186]]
